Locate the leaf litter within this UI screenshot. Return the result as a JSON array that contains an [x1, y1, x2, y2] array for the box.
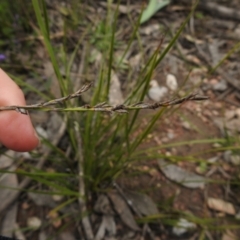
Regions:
[[158, 159, 207, 189], [1, 0, 240, 239]]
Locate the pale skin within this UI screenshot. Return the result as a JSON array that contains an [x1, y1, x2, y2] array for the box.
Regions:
[[0, 69, 39, 151]]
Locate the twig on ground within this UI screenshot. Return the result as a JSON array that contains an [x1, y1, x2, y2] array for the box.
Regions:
[[198, 1, 240, 21], [113, 182, 155, 240]]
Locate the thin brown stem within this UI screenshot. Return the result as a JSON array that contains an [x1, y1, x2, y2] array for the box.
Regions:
[[0, 81, 208, 115]]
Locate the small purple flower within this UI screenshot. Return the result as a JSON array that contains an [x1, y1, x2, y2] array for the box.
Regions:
[[0, 54, 6, 61]]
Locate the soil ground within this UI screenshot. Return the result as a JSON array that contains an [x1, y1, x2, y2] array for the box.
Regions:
[[1, 1, 240, 239]]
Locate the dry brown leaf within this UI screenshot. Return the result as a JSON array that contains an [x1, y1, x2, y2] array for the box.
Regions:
[[124, 190, 159, 217], [222, 230, 237, 240], [0, 150, 15, 169], [158, 159, 206, 189], [0, 203, 18, 237], [207, 197, 236, 215], [0, 166, 18, 214], [108, 191, 140, 231], [94, 194, 115, 215], [95, 215, 116, 240]]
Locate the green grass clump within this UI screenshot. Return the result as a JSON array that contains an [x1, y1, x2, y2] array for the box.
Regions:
[[27, 0, 197, 194]]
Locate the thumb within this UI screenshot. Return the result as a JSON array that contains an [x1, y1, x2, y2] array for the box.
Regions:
[[0, 69, 39, 152]]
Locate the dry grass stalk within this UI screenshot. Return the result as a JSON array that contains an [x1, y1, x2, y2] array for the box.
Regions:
[[0, 82, 208, 115]]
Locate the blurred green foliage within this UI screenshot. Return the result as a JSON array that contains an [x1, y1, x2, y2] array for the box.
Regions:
[[0, 0, 14, 38], [0, 0, 33, 42]]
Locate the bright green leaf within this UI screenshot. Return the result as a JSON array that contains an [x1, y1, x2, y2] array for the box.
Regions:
[[140, 0, 171, 24]]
